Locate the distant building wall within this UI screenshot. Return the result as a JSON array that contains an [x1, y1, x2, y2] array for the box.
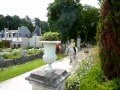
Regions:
[[0, 26, 43, 48], [21, 38, 29, 47], [29, 36, 42, 48]]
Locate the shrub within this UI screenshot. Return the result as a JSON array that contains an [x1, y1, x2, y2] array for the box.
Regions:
[[3, 51, 21, 60], [65, 54, 94, 90], [41, 31, 60, 41], [66, 48, 120, 90], [27, 49, 42, 56], [26, 47, 33, 49], [65, 74, 80, 90]]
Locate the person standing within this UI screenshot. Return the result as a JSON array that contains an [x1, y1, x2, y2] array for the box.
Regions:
[[71, 39, 76, 54]]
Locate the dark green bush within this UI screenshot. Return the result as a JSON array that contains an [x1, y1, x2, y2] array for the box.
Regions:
[[26, 47, 33, 49], [97, 0, 120, 79]]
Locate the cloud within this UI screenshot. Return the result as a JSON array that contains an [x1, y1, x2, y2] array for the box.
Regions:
[[0, 0, 99, 21]]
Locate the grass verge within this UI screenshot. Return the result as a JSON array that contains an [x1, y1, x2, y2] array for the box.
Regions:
[[65, 47, 120, 90], [0, 59, 45, 82], [0, 53, 65, 82]]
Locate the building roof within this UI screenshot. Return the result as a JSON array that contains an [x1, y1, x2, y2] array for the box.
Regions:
[[18, 26, 31, 37], [0, 30, 5, 37], [0, 26, 32, 38], [33, 26, 42, 36]]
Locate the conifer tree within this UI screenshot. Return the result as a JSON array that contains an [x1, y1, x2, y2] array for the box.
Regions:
[[97, 0, 120, 79]]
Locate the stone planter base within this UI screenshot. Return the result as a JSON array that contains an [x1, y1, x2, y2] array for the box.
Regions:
[[26, 68, 70, 90]]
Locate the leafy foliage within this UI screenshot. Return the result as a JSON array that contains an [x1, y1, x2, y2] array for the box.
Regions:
[[66, 47, 120, 90], [27, 49, 42, 56], [2, 49, 42, 59], [34, 18, 49, 33], [47, 0, 99, 44], [41, 31, 60, 41], [0, 14, 48, 33], [80, 5, 99, 44], [47, 0, 82, 42], [3, 51, 21, 59], [66, 48, 95, 90]]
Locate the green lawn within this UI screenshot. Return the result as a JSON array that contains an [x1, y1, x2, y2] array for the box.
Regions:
[[0, 59, 45, 82], [0, 53, 65, 82]]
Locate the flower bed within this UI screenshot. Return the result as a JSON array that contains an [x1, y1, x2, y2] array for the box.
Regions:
[[65, 47, 120, 90]]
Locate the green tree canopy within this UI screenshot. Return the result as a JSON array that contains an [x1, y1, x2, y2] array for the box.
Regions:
[[47, 0, 82, 42], [80, 5, 99, 44], [0, 15, 48, 34]]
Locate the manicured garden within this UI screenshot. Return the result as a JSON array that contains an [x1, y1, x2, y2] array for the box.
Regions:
[[0, 59, 45, 82], [2, 48, 42, 60], [0, 50, 65, 82]]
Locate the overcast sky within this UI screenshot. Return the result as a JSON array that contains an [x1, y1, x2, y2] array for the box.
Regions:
[[0, 0, 99, 21]]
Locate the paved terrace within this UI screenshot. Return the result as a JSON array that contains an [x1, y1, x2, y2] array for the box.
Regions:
[[0, 48, 93, 90]]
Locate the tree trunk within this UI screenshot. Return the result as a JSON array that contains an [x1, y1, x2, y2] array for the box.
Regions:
[[97, 0, 120, 80]]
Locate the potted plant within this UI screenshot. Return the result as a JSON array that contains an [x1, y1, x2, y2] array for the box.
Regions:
[[40, 31, 61, 73]]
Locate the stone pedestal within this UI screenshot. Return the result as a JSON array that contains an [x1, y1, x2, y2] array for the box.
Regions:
[[26, 68, 70, 90], [77, 36, 81, 50]]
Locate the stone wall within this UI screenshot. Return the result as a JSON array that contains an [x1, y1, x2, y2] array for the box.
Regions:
[[0, 52, 43, 68]]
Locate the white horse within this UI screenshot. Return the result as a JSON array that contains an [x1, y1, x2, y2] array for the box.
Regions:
[[65, 46, 78, 64]]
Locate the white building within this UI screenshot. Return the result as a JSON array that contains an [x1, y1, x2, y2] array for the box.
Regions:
[[0, 26, 42, 48], [30, 26, 42, 48]]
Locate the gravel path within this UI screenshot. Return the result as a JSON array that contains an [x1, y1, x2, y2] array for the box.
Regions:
[[0, 48, 93, 90]]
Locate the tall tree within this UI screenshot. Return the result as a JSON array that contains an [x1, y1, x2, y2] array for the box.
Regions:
[[11, 15, 21, 29], [47, 0, 82, 42], [5, 15, 12, 29], [97, 0, 120, 79], [21, 16, 34, 32], [81, 5, 99, 44], [0, 15, 5, 30], [34, 18, 49, 33], [40, 21, 49, 33], [34, 18, 41, 27]]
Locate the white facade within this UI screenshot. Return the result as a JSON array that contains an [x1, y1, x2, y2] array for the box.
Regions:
[[29, 36, 42, 48], [0, 36, 42, 48], [0, 26, 42, 48], [1, 37, 43, 48]]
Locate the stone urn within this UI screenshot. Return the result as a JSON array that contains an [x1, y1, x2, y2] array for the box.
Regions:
[[26, 32, 70, 90], [40, 41, 61, 73]]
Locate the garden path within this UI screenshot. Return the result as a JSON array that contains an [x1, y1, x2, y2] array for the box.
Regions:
[[0, 48, 93, 90]]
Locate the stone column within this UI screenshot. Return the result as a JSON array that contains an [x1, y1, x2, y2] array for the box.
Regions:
[[26, 68, 70, 90], [77, 35, 81, 50]]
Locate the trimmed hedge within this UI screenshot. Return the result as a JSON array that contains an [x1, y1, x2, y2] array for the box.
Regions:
[[0, 52, 43, 68]]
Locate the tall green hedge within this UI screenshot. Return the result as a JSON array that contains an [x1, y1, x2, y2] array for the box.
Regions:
[[97, 0, 120, 79]]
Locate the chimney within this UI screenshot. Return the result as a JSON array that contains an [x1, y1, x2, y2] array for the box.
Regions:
[[5, 28, 8, 32], [18, 27, 20, 30]]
